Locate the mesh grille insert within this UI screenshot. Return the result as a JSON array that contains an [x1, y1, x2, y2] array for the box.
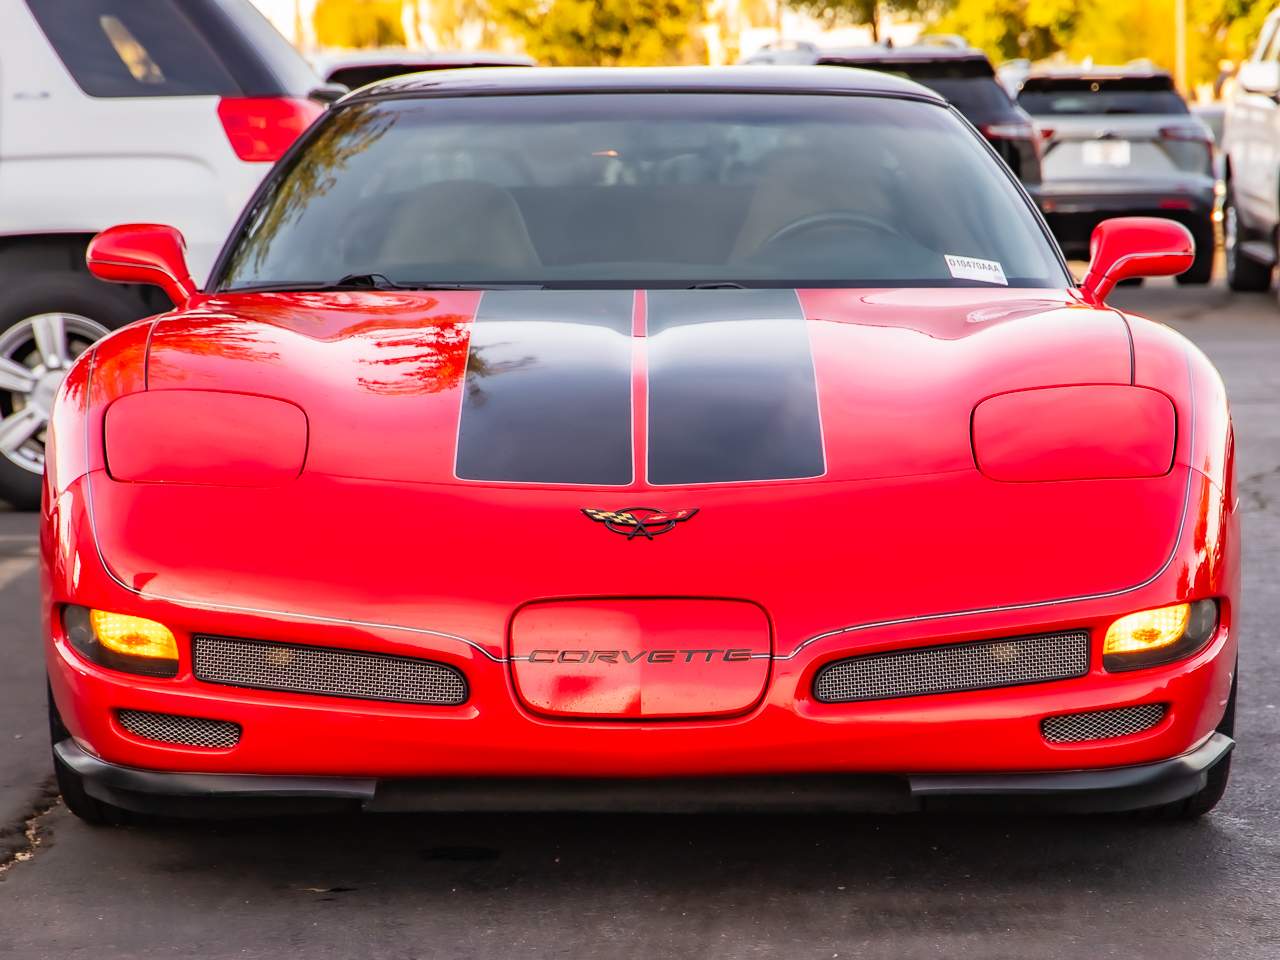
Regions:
[[813, 630, 1090, 703], [192, 635, 468, 706], [1042, 703, 1167, 743], [117, 709, 241, 749]]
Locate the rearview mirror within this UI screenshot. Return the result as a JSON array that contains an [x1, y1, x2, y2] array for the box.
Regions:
[[86, 224, 196, 308], [1079, 217, 1195, 305], [1239, 60, 1280, 98]]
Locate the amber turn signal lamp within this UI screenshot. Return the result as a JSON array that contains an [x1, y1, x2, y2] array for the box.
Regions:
[[89, 610, 178, 660], [1103, 600, 1218, 672], [63, 606, 179, 678]]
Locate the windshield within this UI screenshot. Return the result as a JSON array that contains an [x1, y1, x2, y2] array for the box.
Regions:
[[1018, 78, 1188, 116], [216, 93, 1066, 291]]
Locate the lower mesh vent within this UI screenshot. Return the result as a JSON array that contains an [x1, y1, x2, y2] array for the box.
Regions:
[[117, 709, 241, 748], [1042, 703, 1167, 743], [813, 630, 1090, 703], [192, 635, 468, 705]]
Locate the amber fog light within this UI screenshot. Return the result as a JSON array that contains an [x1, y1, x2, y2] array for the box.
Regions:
[[63, 606, 179, 678], [1103, 600, 1218, 672]]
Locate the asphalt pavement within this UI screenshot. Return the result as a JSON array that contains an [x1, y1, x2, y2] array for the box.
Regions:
[[2, 279, 1279, 959]]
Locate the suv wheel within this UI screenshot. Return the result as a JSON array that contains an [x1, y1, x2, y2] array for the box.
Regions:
[[1175, 218, 1216, 285], [1224, 185, 1272, 291], [0, 274, 140, 510]]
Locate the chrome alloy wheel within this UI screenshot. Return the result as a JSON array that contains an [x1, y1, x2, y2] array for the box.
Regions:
[[0, 313, 109, 475]]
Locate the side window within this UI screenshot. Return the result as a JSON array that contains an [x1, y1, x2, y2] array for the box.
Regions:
[[25, 0, 240, 97]]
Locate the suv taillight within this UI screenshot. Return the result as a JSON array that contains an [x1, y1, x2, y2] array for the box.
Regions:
[[980, 122, 1035, 141], [217, 97, 324, 163], [1159, 124, 1212, 143], [1159, 124, 1214, 169]]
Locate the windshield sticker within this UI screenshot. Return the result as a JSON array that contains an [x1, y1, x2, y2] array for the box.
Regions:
[[945, 255, 1008, 286]]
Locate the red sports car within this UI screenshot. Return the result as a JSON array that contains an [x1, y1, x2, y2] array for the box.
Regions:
[[42, 67, 1238, 823]]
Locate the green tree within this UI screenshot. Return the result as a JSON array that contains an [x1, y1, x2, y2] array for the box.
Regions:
[[931, 0, 1273, 89], [487, 0, 707, 66], [313, 0, 406, 48], [783, 0, 947, 43]]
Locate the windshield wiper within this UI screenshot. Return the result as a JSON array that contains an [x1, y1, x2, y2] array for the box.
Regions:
[[222, 278, 544, 294], [686, 281, 748, 289]]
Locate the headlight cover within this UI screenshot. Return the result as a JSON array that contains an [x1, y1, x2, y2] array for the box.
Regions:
[[104, 390, 307, 486], [63, 605, 179, 677], [1103, 599, 1219, 671], [971, 384, 1176, 482]]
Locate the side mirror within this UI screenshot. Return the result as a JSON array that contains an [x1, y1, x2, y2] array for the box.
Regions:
[[308, 82, 349, 105], [1238, 60, 1280, 98], [86, 224, 196, 308], [1079, 217, 1195, 304]]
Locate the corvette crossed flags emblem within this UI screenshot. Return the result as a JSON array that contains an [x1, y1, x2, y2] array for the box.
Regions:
[[582, 507, 699, 540]]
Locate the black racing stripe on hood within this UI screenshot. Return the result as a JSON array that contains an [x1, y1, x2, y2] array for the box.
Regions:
[[646, 289, 825, 485], [454, 290, 634, 485]]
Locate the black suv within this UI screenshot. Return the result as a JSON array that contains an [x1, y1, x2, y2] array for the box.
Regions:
[[740, 43, 1042, 190]]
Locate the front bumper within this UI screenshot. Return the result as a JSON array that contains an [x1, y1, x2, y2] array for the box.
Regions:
[[55, 733, 1235, 817]]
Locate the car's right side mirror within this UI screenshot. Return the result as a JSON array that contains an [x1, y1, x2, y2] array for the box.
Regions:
[[1079, 217, 1195, 305], [86, 224, 197, 308], [1239, 60, 1280, 99]]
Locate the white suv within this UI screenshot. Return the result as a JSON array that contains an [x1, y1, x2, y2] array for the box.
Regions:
[[0, 0, 326, 509], [1223, 7, 1280, 292]]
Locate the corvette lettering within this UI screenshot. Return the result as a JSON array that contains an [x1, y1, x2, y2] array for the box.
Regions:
[[526, 648, 753, 663]]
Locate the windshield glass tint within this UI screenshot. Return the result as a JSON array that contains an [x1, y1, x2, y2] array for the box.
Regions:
[[217, 93, 1066, 290], [1019, 79, 1188, 116]]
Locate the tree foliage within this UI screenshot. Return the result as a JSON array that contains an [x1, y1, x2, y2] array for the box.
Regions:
[[313, 0, 406, 48], [932, 0, 1274, 87], [783, 0, 945, 42], [486, 0, 707, 66]]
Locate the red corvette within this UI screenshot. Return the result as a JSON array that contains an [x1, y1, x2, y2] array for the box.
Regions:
[[41, 68, 1238, 823]]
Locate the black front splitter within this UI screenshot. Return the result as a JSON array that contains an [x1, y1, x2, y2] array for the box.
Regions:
[[54, 733, 1233, 818]]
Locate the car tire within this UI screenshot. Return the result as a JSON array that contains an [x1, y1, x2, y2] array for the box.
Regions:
[[47, 682, 136, 827], [0, 272, 147, 511], [1145, 668, 1236, 821], [1224, 185, 1272, 292], [1175, 220, 1216, 285]]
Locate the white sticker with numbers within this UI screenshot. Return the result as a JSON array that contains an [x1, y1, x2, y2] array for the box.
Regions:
[[945, 255, 1008, 286]]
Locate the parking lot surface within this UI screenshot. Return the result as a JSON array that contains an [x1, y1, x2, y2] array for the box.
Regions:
[[2, 279, 1279, 959]]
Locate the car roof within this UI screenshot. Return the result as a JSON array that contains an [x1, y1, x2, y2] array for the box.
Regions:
[[342, 65, 947, 104], [1024, 64, 1173, 81], [313, 48, 535, 73], [815, 45, 992, 64]]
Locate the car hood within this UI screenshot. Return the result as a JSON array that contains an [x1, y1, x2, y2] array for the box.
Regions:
[[82, 286, 1195, 659], [145, 286, 1131, 487]]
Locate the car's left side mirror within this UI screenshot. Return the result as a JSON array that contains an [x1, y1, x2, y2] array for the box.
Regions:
[[1079, 217, 1195, 305], [86, 224, 197, 309]]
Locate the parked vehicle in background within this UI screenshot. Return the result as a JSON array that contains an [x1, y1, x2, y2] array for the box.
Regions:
[[0, 0, 327, 510], [1222, 7, 1280, 291], [313, 49, 535, 90], [997, 58, 1032, 97], [1192, 104, 1228, 231], [739, 43, 1042, 193], [1194, 103, 1226, 145], [1018, 67, 1216, 282]]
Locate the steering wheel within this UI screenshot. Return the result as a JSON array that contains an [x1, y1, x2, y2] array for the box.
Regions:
[[756, 211, 906, 255]]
